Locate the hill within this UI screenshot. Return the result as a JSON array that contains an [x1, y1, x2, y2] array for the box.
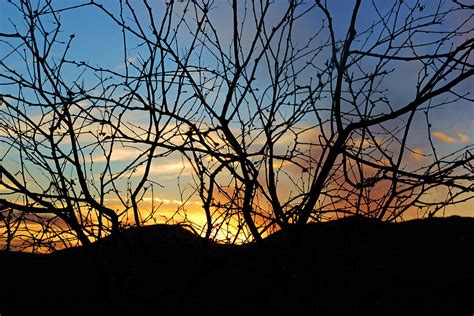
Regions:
[[1, 216, 473, 316]]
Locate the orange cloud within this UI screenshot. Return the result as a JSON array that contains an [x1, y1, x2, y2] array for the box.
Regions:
[[410, 147, 425, 162], [432, 131, 471, 144]]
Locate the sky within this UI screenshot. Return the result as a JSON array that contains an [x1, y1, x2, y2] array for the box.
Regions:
[[0, 0, 473, 248]]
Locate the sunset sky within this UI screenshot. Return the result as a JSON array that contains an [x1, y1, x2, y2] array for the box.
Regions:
[[0, 0, 472, 247]]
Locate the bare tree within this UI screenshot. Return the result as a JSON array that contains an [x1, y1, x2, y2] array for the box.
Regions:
[[1, 0, 472, 250], [0, 0, 175, 251]]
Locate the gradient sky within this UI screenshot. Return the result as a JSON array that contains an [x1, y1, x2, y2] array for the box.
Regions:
[[0, 0, 473, 243]]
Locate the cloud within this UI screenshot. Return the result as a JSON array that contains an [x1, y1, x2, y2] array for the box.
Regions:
[[149, 161, 191, 175], [134, 160, 193, 177], [93, 147, 145, 162], [432, 131, 471, 144], [458, 132, 471, 143], [142, 197, 184, 205], [0, 183, 8, 192], [410, 147, 425, 162]]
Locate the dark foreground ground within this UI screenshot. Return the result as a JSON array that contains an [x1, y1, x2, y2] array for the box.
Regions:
[[1, 216, 473, 316]]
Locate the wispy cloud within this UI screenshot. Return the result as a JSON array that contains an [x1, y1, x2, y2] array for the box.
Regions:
[[0, 183, 8, 192], [410, 147, 426, 162], [135, 160, 192, 177], [142, 197, 185, 205], [93, 147, 145, 162], [432, 131, 471, 144]]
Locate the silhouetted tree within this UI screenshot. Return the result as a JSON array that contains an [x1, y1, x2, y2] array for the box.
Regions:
[[0, 0, 472, 250], [0, 0, 173, 250]]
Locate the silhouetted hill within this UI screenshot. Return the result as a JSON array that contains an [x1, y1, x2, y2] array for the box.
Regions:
[[1, 216, 473, 316]]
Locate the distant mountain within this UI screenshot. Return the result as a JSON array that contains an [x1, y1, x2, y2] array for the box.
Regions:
[[1, 216, 473, 316]]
